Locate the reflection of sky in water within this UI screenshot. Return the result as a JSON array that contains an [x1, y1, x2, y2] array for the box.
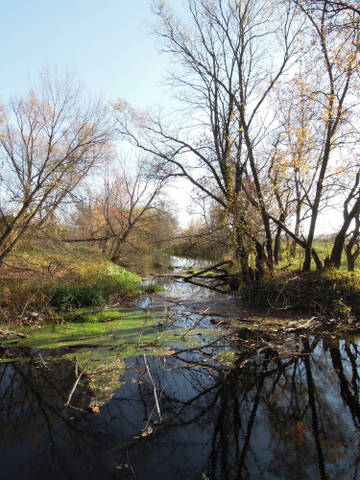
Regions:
[[158, 276, 224, 299], [148, 255, 227, 299]]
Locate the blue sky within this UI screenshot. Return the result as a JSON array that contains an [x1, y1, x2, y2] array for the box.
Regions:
[[0, 0, 193, 225], [0, 0, 343, 233], [0, 0, 174, 107]]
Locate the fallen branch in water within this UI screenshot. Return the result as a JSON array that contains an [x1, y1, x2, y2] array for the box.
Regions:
[[180, 307, 210, 339], [64, 359, 89, 408], [186, 260, 232, 280], [171, 334, 232, 356], [64, 371, 85, 408], [38, 352, 48, 369], [185, 278, 228, 294], [143, 354, 162, 423]]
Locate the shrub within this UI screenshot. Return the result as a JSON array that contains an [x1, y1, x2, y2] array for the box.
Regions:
[[246, 270, 360, 318]]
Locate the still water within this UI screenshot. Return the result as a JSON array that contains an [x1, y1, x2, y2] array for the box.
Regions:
[[0, 257, 359, 479]]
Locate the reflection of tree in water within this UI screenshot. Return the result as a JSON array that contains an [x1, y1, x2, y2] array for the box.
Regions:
[[1, 336, 360, 479], [207, 337, 360, 480], [0, 351, 114, 479], [106, 338, 360, 480]]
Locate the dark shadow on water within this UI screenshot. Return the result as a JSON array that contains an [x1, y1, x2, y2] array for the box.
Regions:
[[1, 335, 360, 479]]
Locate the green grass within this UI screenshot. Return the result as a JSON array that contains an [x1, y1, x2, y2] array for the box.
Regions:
[[152, 261, 163, 268], [272, 237, 360, 273], [140, 283, 164, 294], [183, 268, 222, 278], [184, 268, 197, 275], [237, 236, 360, 318], [0, 245, 165, 324], [49, 264, 142, 310]]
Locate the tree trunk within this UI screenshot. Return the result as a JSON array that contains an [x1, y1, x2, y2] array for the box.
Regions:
[[290, 202, 301, 258], [255, 241, 267, 281], [274, 213, 285, 264], [345, 215, 360, 272], [234, 228, 253, 285], [327, 197, 360, 269]]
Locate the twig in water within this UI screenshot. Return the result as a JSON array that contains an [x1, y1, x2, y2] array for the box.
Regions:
[[137, 309, 150, 350], [126, 449, 136, 478], [0, 328, 27, 338], [181, 307, 210, 339], [38, 353, 48, 369], [143, 354, 162, 423], [64, 359, 89, 408]]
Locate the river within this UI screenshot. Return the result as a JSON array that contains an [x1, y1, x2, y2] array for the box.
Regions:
[[0, 256, 359, 479]]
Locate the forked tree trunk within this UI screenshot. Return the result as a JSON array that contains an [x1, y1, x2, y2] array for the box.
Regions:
[[327, 197, 360, 269]]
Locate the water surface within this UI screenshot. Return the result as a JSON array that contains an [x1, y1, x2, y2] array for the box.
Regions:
[[1, 256, 359, 479]]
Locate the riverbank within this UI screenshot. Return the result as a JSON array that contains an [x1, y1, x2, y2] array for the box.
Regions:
[[2, 243, 360, 332], [0, 244, 161, 327]]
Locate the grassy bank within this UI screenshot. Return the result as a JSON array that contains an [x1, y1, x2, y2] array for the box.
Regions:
[[0, 244, 158, 326]]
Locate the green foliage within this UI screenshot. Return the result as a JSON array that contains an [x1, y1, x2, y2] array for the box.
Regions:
[[50, 284, 105, 310], [0, 245, 166, 325], [141, 283, 164, 294], [332, 298, 352, 318]]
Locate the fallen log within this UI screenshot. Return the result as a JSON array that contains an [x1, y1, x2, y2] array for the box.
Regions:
[[186, 260, 232, 280]]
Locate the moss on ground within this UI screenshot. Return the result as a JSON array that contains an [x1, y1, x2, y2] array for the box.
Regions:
[[1, 309, 220, 358], [0, 309, 223, 404]]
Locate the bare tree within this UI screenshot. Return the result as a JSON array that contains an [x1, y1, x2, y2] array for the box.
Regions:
[[69, 156, 169, 263], [345, 213, 360, 271], [289, 1, 360, 271], [0, 71, 112, 266], [116, 0, 299, 280], [102, 158, 168, 262], [327, 169, 360, 268], [307, 0, 360, 18], [115, 0, 359, 277]]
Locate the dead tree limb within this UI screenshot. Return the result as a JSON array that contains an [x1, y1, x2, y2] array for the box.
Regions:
[[186, 260, 232, 280]]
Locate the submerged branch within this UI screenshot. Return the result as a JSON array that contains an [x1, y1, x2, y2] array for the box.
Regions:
[[143, 354, 163, 424]]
